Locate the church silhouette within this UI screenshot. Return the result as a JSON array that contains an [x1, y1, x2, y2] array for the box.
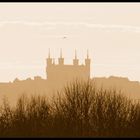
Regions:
[[0, 49, 91, 105], [46, 49, 91, 85]]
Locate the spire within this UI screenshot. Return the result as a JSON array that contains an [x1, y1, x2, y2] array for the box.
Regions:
[[60, 48, 62, 58], [48, 48, 50, 58], [87, 49, 89, 59], [58, 48, 64, 65], [75, 49, 77, 59], [73, 49, 79, 65], [47, 48, 52, 66], [85, 49, 90, 66]]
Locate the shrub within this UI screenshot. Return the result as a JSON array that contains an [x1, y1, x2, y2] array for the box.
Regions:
[[0, 80, 140, 137]]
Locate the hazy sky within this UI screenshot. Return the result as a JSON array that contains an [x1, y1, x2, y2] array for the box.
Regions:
[[0, 2, 140, 82]]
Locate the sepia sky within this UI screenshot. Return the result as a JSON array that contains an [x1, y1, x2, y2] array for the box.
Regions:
[[0, 2, 140, 82]]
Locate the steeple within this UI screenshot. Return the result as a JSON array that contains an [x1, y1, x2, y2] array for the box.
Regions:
[[87, 49, 89, 59], [75, 49, 77, 59], [60, 48, 62, 58], [73, 49, 79, 65], [85, 49, 90, 65], [46, 48, 52, 79], [47, 48, 52, 66], [58, 48, 64, 65], [48, 48, 50, 58]]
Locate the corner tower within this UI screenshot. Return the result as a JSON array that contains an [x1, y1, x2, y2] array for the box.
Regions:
[[46, 48, 52, 66], [46, 48, 52, 79], [85, 49, 91, 78], [58, 48, 64, 65], [73, 49, 79, 65]]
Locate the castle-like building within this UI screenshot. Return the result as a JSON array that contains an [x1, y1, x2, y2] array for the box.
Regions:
[[0, 49, 140, 105], [0, 49, 91, 105], [46, 49, 91, 87]]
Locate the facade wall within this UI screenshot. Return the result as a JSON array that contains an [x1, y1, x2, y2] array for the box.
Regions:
[[46, 59, 90, 89]]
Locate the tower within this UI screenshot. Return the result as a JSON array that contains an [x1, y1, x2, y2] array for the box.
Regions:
[[46, 48, 52, 79], [46, 48, 52, 66], [73, 49, 79, 65], [58, 48, 64, 65], [46, 49, 91, 82], [85, 49, 91, 78]]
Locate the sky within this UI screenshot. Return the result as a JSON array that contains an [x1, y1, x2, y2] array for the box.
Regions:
[[0, 3, 140, 82]]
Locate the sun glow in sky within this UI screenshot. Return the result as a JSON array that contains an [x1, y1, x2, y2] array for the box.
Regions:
[[0, 3, 140, 82]]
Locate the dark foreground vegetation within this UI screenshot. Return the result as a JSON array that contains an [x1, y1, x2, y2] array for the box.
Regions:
[[0, 80, 140, 137]]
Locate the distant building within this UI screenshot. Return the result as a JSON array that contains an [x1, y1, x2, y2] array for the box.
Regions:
[[34, 76, 42, 80], [46, 49, 91, 86]]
